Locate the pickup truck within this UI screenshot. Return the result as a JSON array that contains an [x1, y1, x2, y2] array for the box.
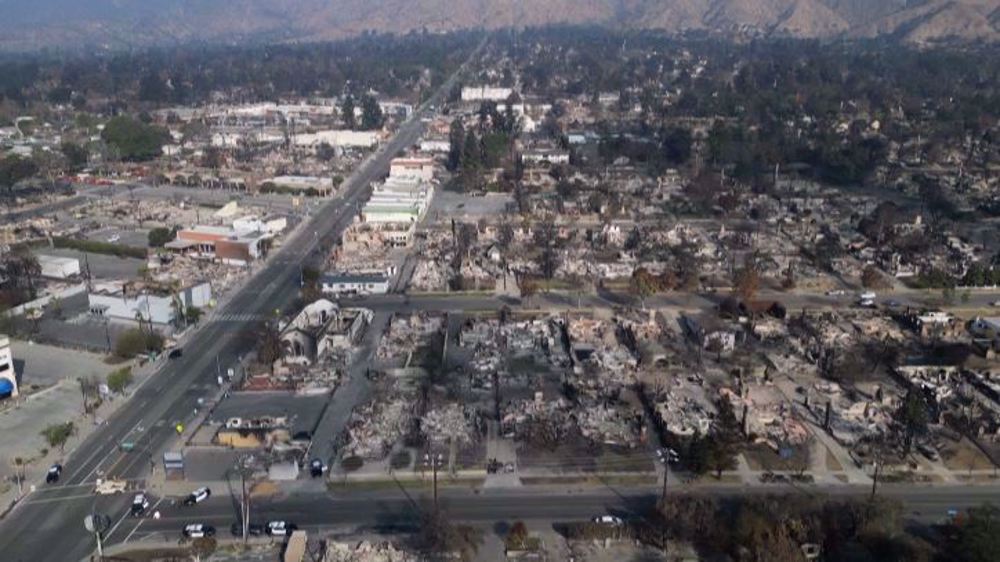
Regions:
[[94, 478, 128, 495]]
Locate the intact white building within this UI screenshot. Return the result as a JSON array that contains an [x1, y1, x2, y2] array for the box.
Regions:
[[361, 177, 434, 225], [292, 130, 379, 148], [320, 273, 390, 296], [233, 216, 288, 236], [461, 86, 514, 102], [0, 335, 16, 398], [88, 282, 213, 327], [523, 149, 570, 165], [419, 140, 450, 153], [37, 255, 81, 279]]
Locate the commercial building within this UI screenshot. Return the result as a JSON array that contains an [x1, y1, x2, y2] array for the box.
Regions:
[[266, 175, 334, 196], [361, 177, 434, 225], [292, 130, 379, 148], [169, 225, 271, 266], [88, 281, 213, 327], [461, 86, 514, 102], [0, 335, 17, 398], [320, 273, 390, 296], [389, 157, 435, 182]]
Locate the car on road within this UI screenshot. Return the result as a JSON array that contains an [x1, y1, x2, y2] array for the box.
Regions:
[[45, 464, 62, 484], [656, 448, 680, 464], [131, 492, 150, 516], [183, 487, 211, 506], [593, 515, 624, 526], [826, 289, 847, 297], [266, 521, 298, 536], [991, 300, 1000, 307], [182, 524, 216, 538], [168, 348, 183, 360], [230, 522, 265, 537], [309, 458, 327, 478], [107, 234, 120, 243]]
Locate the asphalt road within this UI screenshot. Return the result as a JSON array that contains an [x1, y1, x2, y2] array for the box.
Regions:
[[105, 483, 1000, 546], [0, 40, 485, 562], [342, 287, 1000, 316]]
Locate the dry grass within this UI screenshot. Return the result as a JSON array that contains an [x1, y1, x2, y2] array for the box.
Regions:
[[940, 438, 995, 472]]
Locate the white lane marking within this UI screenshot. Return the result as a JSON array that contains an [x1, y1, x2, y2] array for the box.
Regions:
[[106, 510, 130, 539], [19, 493, 96, 505]]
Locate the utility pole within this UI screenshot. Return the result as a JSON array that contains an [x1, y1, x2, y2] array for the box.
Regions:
[[870, 459, 881, 501], [425, 452, 443, 513], [660, 462, 668, 505]]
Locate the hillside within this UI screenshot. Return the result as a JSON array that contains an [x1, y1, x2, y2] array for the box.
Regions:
[[0, 0, 998, 50]]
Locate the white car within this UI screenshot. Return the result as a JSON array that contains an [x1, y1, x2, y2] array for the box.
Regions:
[[593, 515, 624, 526], [266, 520, 298, 536], [183, 487, 211, 506], [131, 492, 150, 516], [107, 234, 121, 243], [991, 301, 1000, 307], [183, 524, 216, 538]]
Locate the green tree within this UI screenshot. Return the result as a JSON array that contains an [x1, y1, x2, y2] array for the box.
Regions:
[[60, 142, 89, 172], [40, 422, 75, 454], [185, 305, 202, 325], [341, 94, 356, 129], [733, 264, 760, 303], [896, 389, 929, 455], [0, 154, 38, 198], [447, 120, 465, 172], [106, 367, 134, 396], [361, 95, 383, 130], [100, 116, 169, 162], [147, 227, 173, 247], [115, 329, 147, 358], [630, 267, 658, 309], [954, 504, 1000, 562], [114, 328, 163, 358], [256, 321, 282, 371]]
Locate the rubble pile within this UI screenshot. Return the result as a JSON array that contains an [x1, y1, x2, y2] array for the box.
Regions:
[[421, 404, 474, 444], [324, 541, 419, 562], [410, 258, 450, 291], [577, 402, 640, 446], [377, 313, 444, 359], [345, 398, 413, 459]]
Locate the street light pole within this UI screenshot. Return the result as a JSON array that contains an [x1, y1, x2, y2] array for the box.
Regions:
[[425, 452, 443, 513]]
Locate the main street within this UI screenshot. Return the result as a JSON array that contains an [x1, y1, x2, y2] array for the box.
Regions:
[[106, 483, 1000, 545], [0, 40, 485, 562]]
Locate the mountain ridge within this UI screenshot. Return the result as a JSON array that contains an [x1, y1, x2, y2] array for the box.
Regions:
[[0, 0, 998, 50]]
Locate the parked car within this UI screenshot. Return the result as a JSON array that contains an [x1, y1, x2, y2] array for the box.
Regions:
[[918, 444, 940, 461], [309, 458, 327, 478], [45, 464, 62, 484], [182, 524, 215, 538], [593, 515, 624, 526], [131, 492, 150, 516], [266, 521, 298, 536], [183, 487, 211, 506], [230, 522, 265, 537], [168, 348, 183, 360]]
